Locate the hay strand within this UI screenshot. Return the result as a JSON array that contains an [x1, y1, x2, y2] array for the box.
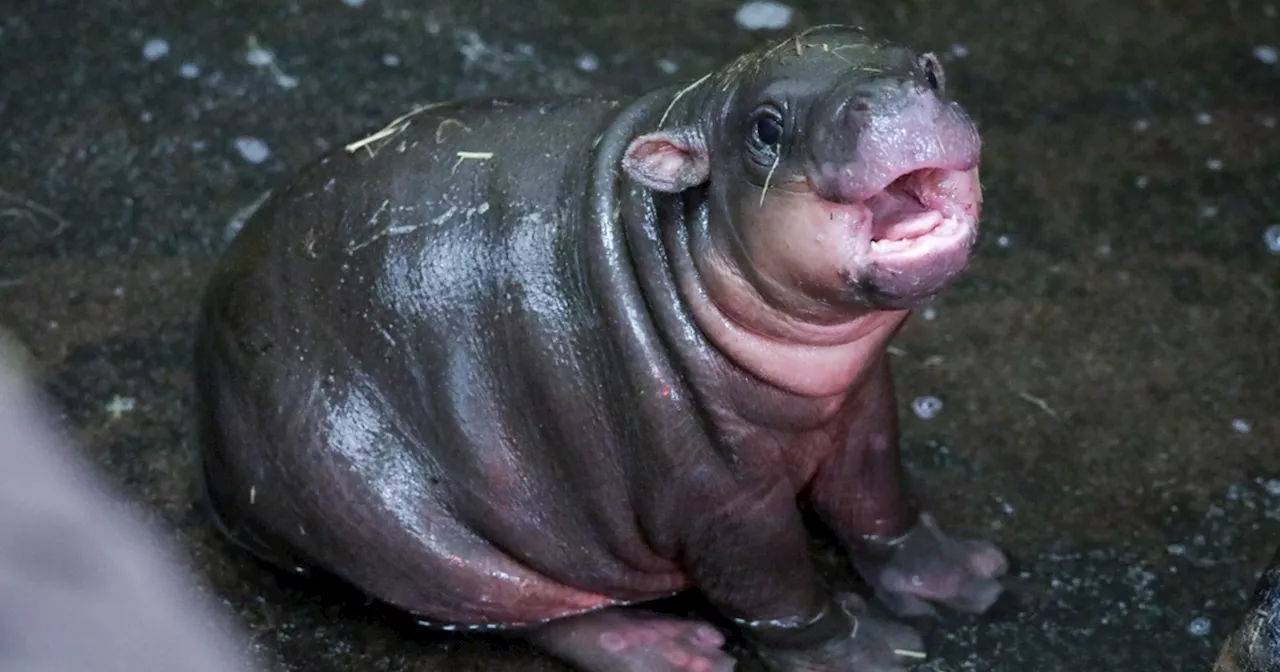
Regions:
[[344, 102, 449, 155]]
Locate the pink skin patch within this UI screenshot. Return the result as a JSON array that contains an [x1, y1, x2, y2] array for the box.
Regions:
[[531, 608, 735, 672], [599, 632, 628, 653], [664, 646, 691, 666], [969, 546, 1008, 577], [857, 513, 1009, 617], [590, 619, 728, 672], [692, 625, 724, 648]]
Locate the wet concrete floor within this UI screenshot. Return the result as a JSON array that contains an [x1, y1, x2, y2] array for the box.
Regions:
[[1, 0, 1278, 669]]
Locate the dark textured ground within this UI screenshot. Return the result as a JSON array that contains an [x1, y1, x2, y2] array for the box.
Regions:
[[2, 0, 1279, 670]]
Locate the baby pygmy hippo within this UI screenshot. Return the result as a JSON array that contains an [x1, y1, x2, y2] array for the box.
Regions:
[[194, 25, 1007, 672]]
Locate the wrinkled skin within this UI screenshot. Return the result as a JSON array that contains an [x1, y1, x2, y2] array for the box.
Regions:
[[194, 25, 1007, 672]]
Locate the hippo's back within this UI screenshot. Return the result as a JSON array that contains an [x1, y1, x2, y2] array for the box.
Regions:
[[192, 95, 695, 626], [197, 95, 630, 424]]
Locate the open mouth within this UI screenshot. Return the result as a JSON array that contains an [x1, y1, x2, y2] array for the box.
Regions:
[[854, 166, 980, 261], [865, 168, 972, 258]]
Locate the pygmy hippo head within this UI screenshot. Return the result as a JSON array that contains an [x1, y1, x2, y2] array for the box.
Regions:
[[623, 25, 982, 323]]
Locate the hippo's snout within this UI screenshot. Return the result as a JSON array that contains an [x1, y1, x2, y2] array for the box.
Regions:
[[816, 76, 981, 205], [842, 75, 942, 125]]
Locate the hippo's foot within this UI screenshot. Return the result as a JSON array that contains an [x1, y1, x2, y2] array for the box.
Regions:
[[527, 607, 736, 672], [755, 594, 924, 672], [854, 511, 1007, 618]]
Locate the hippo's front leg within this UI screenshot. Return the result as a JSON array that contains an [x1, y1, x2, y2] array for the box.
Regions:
[[809, 355, 1009, 619], [681, 480, 925, 672]]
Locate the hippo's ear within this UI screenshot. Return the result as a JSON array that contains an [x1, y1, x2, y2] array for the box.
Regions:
[[622, 129, 709, 193]]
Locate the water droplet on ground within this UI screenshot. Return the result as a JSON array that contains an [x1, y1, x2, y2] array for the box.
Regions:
[[142, 37, 170, 61], [234, 137, 271, 164], [1187, 616, 1211, 637], [911, 396, 943, 419], [1264, 225, 1280, 253], [246, 46, 274, 66]]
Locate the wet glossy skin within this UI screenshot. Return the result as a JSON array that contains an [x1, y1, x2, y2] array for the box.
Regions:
[[194, 26, 1006, 672]]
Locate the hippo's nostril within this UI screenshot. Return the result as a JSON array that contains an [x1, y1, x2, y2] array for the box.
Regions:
[[919, 52, 944, 92], [850, 101, 870, 113]]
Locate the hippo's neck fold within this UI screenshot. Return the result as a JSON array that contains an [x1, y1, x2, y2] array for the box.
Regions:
[[665, 207, 907, 399], [581, 88, 712, 415]]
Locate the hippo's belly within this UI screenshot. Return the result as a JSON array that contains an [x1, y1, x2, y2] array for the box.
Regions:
[[197, 221, 693, 629]]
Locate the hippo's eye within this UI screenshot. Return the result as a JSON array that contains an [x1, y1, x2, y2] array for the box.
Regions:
[[755, 115, 783, 146], [750, 110, 784, 152]]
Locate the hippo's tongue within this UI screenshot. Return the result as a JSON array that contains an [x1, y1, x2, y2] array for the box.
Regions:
[[865, 175, 942, 242]]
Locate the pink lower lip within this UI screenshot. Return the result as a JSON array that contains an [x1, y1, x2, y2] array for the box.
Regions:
[[871, 210, 942, 243], [869, 217, 957, 257]]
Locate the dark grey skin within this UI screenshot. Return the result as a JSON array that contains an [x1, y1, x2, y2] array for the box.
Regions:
[[195, 26, 1007, 672]]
